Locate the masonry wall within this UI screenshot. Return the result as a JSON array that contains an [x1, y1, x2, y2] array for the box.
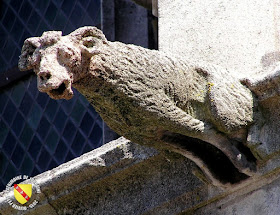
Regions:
[[158, 0, 280, 214]]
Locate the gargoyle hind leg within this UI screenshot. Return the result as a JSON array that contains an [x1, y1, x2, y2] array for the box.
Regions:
[[159, 103, 257, 177]]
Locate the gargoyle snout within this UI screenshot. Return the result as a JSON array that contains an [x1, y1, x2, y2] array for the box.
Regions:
[[36, 66, 74, 100]]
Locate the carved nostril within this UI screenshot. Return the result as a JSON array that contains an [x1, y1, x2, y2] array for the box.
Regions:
[[39, 71, 51, 81], [46, 73, 51, 80]]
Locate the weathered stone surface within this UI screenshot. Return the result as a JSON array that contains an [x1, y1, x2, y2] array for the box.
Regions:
[[241, 65, 280, 161], [158, 0, 280, 162], [11, 0, 280, 214], [158, 0, 280, 77], [0, 137, 162, 215], [158, 0, 280, 214], [1, 138, 280, 214], [191, 168, 280, 215], [18, 26, 262, 186]]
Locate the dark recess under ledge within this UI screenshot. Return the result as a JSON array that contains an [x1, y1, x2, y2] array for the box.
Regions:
[[161, 132, 256, 185]]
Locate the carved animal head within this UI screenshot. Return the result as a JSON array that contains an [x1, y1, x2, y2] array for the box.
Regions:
[[18, 26, 108, 100]]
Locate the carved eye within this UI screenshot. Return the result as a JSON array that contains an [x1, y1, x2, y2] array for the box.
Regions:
[[28, 45, 37, 56], [57, 46, 81, 67], [57, 47, 76, 61], [82, 37, 97, 48]]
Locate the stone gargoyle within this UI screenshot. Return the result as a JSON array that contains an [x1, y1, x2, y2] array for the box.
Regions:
[[19, 26, 266, 187]]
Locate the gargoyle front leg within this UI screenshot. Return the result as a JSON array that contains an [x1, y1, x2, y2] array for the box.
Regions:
[[158, 103, 256, 177]]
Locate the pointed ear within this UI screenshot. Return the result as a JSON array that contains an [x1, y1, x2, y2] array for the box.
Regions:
[[70, 26, 108, 56], [18, 37, 41, 71]]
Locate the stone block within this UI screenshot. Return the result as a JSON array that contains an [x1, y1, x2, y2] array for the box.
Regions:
[[159, 0, 280, 76]]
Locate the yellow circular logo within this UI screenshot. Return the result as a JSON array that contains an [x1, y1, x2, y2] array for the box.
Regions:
[[5, 175, 41, 211]]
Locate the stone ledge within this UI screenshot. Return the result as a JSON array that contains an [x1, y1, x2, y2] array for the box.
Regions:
[[0, 137, 158, 215], [1, 137, 280, 215], [0, 137, 211, 215]]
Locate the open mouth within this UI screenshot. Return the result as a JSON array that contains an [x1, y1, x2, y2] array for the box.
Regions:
[[50, 82, 66, 96], [45, 81, 73, 100]]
